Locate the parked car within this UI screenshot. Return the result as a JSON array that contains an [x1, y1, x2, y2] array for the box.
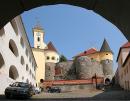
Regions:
[[32, 87, 41, 95], [47, 86, 61, 93], [5, 82, 33, 99]]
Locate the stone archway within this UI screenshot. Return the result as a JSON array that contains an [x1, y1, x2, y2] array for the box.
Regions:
[[105, 78, 111, 85], [9, 65, 19, 80]]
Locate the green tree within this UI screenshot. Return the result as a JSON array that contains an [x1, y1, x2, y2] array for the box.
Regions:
[[59, 55, 67, 62]]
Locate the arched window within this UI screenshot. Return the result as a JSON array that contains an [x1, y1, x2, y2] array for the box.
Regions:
[[25, 49, 28, 57], [10, 19, 18, 35], [0, 28, 5, 36], [29, 57, 31, 63], [0, 53, 5, 69], [9, 39, 19, 57], [20, 37, 24, 48], [37, 37, 40, 42], [26, 64, 29, 71], [9, 65, 19, 80], [29, 70, 31, 75], [21, 56, 25, 65], [52, 56, 55, 60]]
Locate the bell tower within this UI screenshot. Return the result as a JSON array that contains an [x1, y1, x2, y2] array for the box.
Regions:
[[33, 23, 46, 49]]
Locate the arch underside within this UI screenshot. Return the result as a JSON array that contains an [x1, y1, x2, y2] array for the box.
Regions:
[[0, 0, 130, 40]]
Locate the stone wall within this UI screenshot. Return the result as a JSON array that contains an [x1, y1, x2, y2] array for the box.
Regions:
[[75, 56, 104, 79], [45, 63, 55, 80], [101, 60, 113, 80], [55, 61, 76, 80], [55, 84, 95, 92]]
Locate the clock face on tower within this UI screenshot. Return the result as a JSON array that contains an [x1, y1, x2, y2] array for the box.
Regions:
[[36, 32, 41, 36]]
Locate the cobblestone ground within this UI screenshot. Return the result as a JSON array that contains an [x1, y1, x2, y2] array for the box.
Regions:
[[32, 88, 130, 100]]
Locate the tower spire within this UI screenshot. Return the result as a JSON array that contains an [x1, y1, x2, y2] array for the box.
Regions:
[[100, 38, 113, 53]]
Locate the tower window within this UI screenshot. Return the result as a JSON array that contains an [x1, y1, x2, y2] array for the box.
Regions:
[[37, 46, 40, 48], [47, 56, 50, 60], [37, 37, 40, 42], [52, 57, 55, 60]]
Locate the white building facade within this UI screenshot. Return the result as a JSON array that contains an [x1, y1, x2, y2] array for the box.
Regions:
[[0, 16, 37, 94]]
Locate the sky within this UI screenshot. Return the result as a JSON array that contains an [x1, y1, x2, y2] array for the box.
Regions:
[[22, 4, 127, 72]]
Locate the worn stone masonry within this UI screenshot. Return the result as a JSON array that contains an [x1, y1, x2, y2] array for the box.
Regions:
[[45, 56, 113, 81]]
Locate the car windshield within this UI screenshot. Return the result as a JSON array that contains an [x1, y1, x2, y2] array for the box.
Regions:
[[10, 82, 29, 88]]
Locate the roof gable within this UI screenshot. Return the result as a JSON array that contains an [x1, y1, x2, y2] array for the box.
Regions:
[[44, 41, 58, 52]]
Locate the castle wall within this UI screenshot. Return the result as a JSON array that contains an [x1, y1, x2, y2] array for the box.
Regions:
[[101, 60, 113, 80], [0, 16, 36, 94], [45, 63, 55, 80], [75, 56, 104, 79]]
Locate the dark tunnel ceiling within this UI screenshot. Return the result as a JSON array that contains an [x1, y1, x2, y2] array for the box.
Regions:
[[0, 0, 130, 40]]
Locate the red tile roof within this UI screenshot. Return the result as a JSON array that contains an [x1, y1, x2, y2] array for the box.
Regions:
[[117, 42, 130, 62], [44, 41, 58, 52], [121, 42, 130, 48], [75, 48, 98, 57]]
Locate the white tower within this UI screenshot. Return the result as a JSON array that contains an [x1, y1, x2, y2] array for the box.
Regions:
[[33, 25, 46, 49]]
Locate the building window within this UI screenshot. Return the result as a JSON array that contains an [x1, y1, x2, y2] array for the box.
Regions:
[[20, 37, 24, 48], [21, 56, 25, 65], [26, 64, 29, 71], [0, 28, 5, 36], [9, 39, 19, 57], [29, 70, 31, 75], [37, 37, 40, 42], [52, 56, 55, 60], [0, 53, 5, 69], [25, 49, 28, 57], [9, 65, 19, 80], [10, 19, 18, 35], [22, 76, 24, 80], [106, 54, 108, 55], [29, 57, 31, 63], [37, 46, 40, 48], [47, 56, 50, 60]]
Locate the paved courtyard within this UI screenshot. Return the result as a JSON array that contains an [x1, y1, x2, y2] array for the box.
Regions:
[[32, 88, 130, 100]]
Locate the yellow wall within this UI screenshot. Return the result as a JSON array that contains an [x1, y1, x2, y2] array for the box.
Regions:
[[45, 51, 59, 63], [87, 53, 100, 61], [86, 52, 113, 61], [32, 48, 45, 86], [99, 52, 113, 61]]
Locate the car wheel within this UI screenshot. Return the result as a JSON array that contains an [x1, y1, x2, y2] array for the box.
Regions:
[[5, 94, 11, 99]]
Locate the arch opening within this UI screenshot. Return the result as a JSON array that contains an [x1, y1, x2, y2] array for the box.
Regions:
[[105, 78, 111, 85], [9, 39, 19, 57], [0, 28, 5, 37], [0, 53, 5, 69], [20, 37, 24, 48], [10, 19, 18, 35], [9, 65, 19, 80], [21, 56, 25, 65]]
